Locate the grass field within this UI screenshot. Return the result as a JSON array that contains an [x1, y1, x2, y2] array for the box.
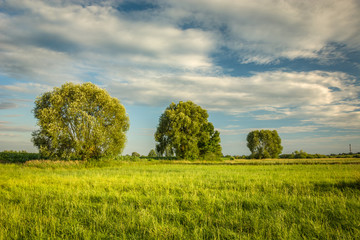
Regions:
[[0, 160, 359, 239]]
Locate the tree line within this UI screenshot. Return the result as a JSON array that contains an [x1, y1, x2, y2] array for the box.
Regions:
[[30, 82, 341, 161]]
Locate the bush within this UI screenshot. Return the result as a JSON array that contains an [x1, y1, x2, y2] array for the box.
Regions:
[[203, 152, 221, 161], [148, 149, 157, 157], [0, 151, 42, 163]]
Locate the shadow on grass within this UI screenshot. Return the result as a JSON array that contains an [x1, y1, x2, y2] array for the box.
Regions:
[[314, 180, 360, 192]]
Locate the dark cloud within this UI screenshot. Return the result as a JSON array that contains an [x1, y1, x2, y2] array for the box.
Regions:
[[28, 32, 80, 53]]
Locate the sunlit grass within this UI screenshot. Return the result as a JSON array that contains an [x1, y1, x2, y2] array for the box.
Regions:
[[0, 161, 359, 239]]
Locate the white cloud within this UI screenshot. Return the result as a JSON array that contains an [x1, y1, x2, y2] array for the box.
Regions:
[[0, 0, 359, 135], [0, 0, 215, 85], [277, 126, 319, 134], [107, 70, 360, 128], [224, 125, 241, 129], [217, 125, 319, 136], [3, 0, 358, 88], [0, 83, 53, 94], [160, 0, 360, 63]]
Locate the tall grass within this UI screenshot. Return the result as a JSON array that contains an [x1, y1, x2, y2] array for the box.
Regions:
[[0, 162, 359, 239]]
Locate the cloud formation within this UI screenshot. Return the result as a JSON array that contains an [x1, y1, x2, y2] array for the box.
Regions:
[[0, 0, 215, 83], [218, 125, 320, 136], [0, 82, 53, 95], [161, 0, 360, 63], [2, 0, 358, 82], [108, 70, 360, 128], [0, 0, 359, 140]]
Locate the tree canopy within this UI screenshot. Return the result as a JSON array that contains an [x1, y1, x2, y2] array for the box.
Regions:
[[32, 82, 129, 160], [132, 152, 141, 158], [148, 149, 157, 157], [155, 101, 222, 159], [246, 130, 283, 159]]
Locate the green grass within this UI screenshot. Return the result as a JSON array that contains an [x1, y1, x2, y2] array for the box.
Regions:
[[0, 161, 359, 239]]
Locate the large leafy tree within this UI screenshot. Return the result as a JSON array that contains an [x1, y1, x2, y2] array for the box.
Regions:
[[32, 82, 129, 160], [155, 101, 222, 159], [246, 130, 283, 159]]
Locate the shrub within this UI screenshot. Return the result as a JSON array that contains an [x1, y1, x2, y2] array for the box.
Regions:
[[0, 151, 42, 163]]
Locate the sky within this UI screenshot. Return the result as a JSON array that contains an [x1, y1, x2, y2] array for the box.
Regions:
[[0, 0, 360, 156]]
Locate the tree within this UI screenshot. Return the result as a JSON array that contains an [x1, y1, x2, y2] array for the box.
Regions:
[[131, 152, 140, 158], [32, 82, 129, 160], [293, 150, 309, 159], [246, 130, 283, 159], [155, 101, 222, 159], [148, 149, 157, 157]]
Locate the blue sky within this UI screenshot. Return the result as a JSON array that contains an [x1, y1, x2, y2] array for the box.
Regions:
[[0, 0, 360, 155]]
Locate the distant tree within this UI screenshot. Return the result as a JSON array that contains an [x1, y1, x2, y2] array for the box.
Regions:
[[246, 130, 283, 159], [156, 144, 174, 157], [131, 152, 141, 158], [293, 150, 308, 159], [155, 101, 222, 159], [148, 149, 157, 157], [32, 82, 129, 160]]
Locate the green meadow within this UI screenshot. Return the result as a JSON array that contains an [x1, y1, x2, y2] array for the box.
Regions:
[[0, 160, 359, 239]]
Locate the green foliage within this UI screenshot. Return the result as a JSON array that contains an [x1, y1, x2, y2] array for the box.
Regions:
[[247, 130, 283, 159], [279, 151, 359, 159], [0, 151, 42, 163], [32, 82, 129, 160], [293, 150, 309, 159], [290, 150, 325, 159], [330, 152, 360, 158], [148, 149, 157, 157], [155, 101, 222, 160], [0, 163, 359, 239], [131, 152, 141, 158]]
